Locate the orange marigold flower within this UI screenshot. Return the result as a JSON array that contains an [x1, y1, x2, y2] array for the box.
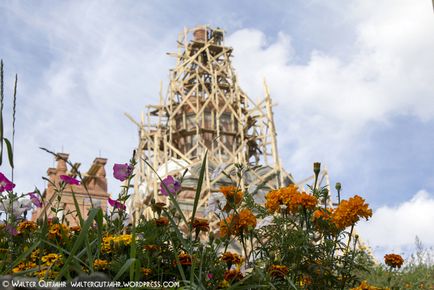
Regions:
[[224, 269, 243, 282], [219, 209, 256, 237], [237, 208, 257, 231], [141, 267, 152, 277], [384, 253, 404, 269], [265, 186, 296, 213], [301, 275, 313, 286], [332, 195, 372, 229], [293, 192, 318, 211], [17, 220, 38, 232], [312, 208, 333, 222], [155, 216, 169, 227], [265, 185, 317, 214], [350, 280, 386, 290], [143, 244, 160, 251], [69, 226, 81, 233], [221, 252, 243, 267], [93, 259, 109, 271], [219, 214, 234, 238], [220, 186, 243, 210], [269, 264, 289, 279], [192, 218, 210, 232], [175, 252, 192, 266]]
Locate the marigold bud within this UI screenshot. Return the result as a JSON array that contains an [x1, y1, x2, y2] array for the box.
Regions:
[[313, 162, 321, 175]]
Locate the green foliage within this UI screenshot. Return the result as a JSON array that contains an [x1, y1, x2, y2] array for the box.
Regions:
[[0, 60, 17, 170], [359, 239, 434, 290]]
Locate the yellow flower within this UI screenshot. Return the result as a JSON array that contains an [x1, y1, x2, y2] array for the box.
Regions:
[[101, 234, 132, 254], [332, 195, 372, 229], [12, 261, 37, 273], [41, 253, 62, 266], [102, 235, 113, 253], [93, 259, 109, 271], [30, 249, 42, 261], [48, 223, 69, 240], [17, 221, 38, 233], [112, 234, 132, 245], [34, 269, 58, 280]]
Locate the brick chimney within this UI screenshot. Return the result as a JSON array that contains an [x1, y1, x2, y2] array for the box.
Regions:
[[32, 153, 110, 226]]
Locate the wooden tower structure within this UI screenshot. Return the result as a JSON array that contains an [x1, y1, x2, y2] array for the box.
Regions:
[[128, 26, 301, 221]]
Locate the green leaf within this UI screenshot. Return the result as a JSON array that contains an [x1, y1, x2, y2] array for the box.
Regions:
[[4, 241, 41, 274], [113, 258, 136, 281], [56, 208, 99, 280], [190, 151, 207, 228], [0, 60, 4, 166]]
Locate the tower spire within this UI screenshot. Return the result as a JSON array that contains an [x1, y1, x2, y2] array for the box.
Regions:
[[129, 26, 293, 225]]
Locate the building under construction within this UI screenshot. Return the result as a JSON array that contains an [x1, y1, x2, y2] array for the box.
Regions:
[[127, 26, 330, 227]]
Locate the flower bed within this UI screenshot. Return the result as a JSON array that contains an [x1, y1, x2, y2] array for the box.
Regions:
[[1, 152, 405, 289]]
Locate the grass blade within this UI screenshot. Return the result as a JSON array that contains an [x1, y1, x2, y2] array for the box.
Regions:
[[113, 258, 136, 281], [56, 208, 98, 280], [0, 60, 4, 166], [190, 151, 207, 227], [3, 137, 13, 168], [4, 241, 40, 274]]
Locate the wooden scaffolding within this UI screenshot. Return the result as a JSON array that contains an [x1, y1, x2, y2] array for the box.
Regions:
[[125, 25, 372, 258], [127, 26, 297, 221]]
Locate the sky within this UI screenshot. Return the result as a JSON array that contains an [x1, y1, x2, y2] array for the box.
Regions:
[[1, 0, 434, 260]]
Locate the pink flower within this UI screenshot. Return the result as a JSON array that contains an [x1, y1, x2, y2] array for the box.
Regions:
[[28, 192, 43, 208], [5, 224, 18, 236], [160, 176, 181, 196], [113, 163, 133, 182], [108, 197, 126, 210], [60, 175, 80, 185], [0, 172, 15, 192], [207, 273, 214, 280]]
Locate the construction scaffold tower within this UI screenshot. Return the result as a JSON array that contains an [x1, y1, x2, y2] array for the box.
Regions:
[[126, 25, 332, 231]]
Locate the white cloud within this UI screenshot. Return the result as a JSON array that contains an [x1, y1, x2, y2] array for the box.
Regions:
[[357, 190, 434, 258], [225, 0, 434, 178], [2, 0, 433, 210], [3, 2, 177, 194]]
